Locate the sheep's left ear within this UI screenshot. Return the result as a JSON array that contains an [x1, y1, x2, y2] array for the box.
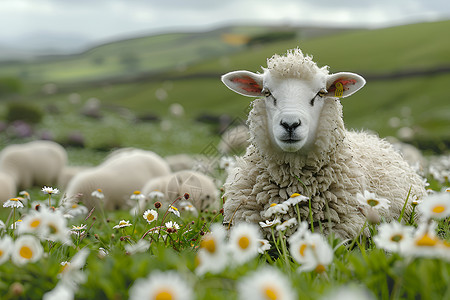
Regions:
[[326, 72, 366, 99]]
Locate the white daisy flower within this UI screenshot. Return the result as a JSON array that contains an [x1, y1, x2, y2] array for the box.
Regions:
[[373, 222, 415, 253], [143, 209, 158, 224], [129, 270, 193, 300], [130, 190, 146, 201], [259, 217, 281, 228], [42, 186, 60, 195], [228, 223, 262, 265], [275, 218, 298, 231], [11, 235, 44, 266], [125, 240, 150, 255], [58, 248, 89, 290], [417, 192, 450, 220], [45, 211, 71, 244], [320, 285, 376, 300], [196, 224, 228, 276], [91, 188, 105, 199], [290, 232, 334, 273], [148, 190, 165, 201], [264, 203, 289, 218], [238, 266, 297, 300], [288, 221, 310, 244], [113, 220, 132, 229], [164, 221, 180, 231], [64, 203, 89, 218], [257, 239, 271, 254], [219, 156, 235, 170], [3, 197, 24, 208], [356, 190, 390, 210], [403, 222, 449, 259], [18, 210, 47, 236], [285, 193, 309, 206], [98, 247, 108, 259], [43, 282, 74, 300], [0, 235, 13, 265], [168, 205, 181, 217]]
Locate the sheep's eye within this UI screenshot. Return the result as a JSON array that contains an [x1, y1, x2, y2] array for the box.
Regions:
[[317, 89, 327, 97], [263, 89, 277, 106]]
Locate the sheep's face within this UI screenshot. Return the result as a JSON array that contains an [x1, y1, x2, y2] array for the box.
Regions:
[[222, 69, 365, 153]]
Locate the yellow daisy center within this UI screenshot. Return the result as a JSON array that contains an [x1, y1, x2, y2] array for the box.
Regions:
[[0, 250, 3, 257], [270, 203, 277, 207], [299, 244, 307, 257], [133, 191, 141, 195], [200, 237, 216, 254], [238, 236, 250, 250], [19, 246, 33, 259], [367, 199, 379, 207], [155, 289, 173, 300], [170, 206, 179, 211], [72, 204, 78, 209], [263, 286, 278, 300], [416, 233, 438, 247], [146, 213, 155, 222], [390, 234, 403, 242], [10, 198, 19, 202], [48, 224, 58, 234], [290, 193, 301, 198], [97, 188, 103, 193], [432, 205, 446, 214], [315, 264, 326, 274], [30, 219, 40, 228]]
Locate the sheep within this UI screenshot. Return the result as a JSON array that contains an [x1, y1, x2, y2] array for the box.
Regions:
[[65, 149, 171, 210], [131, 170, 219, 214], [220, 48, 426, 239], [0, 171, 16, 202], [0, 140, 67, 190], [217, 124, 250, 155]]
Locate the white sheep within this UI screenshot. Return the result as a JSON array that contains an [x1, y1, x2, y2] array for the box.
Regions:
[[0, 140, 67, 190], [65, 149, 171, 210], [221, 48, 426, 239], [0, 171, 16, 202], [132, 170, 219, 214]]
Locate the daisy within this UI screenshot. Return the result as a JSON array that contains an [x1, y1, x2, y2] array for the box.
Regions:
[[42, 282, 74, 300], [11, 235, 44, 266], [168, 205, 181, 217], [91, 188, 105, 199], [288, 221, 310, 243], [125, 240, 150, 255], [290, 232, 334, 273], [3, 197, 24, 208], [285, 193, 309, 206], [42, 186, 60, 195], [98, 247, 108, 259], [237, 266, 297, 300], [64, 203, 89, 218], [143, 209, 158, 224], [113, 220, 132, 229], [276, 218, 298, 231], [403, 222, 448, 259], [417, 192, 450, 220], [356, 190, 390, 210], [70, 224, 87, 236], [165, 221, 180, 231], [18, 210, 47, 236], [257, 239, 271, 254], [228, 223, 262, 265], [58, 248, 90, 290], [130, 190, 146, 201], [129, 270, 193, 300], [196, 224, 228, 276], [264, 203, 289, 218], [0, 235, 13, 264], [259, 217, 281, 228], [373, 222, 414, 253], [219, 156, 235, 170], [320, 285, 376, 300], [148, 190, 164, 201], [45, 211, 71, 244]]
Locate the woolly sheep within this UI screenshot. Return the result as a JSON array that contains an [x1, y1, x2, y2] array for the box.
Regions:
[[0, 171, 16, 202], [57, 166, 90, 190], [133, 170, 219, 214], [217, 124, 250, 155], [0, 140, 67, 190], [221, 48, 426, 239], [65, 149, 171, 210]]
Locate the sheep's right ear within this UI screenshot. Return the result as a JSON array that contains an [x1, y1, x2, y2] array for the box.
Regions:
[[221, 71, 263, 97]]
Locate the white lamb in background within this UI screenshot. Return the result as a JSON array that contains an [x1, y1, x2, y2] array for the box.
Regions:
[[133, 170, 219, 214], [65, 149, 171, 210], [0, 140, 67, 190], [0, 171, 16, 202], [221, 48, 426, 239]]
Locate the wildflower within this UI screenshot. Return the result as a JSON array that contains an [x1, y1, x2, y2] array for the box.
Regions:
[[125, 240, 150, 255], [320, 285, 376, 300], [154, 201, 162, 209], [58, 248, 89, 289], [98, 247, 108, 259], [130, 190, 146, 201], [113, 220, 132, 229], [91, 189, 104, 199], [290, 232, 334, 273], [18, 210, 47, 236], [0, 235, 13, 264], [285, 193, 309, 206], [179, 200, 198, 216], [257, 239, 271, 254], [264, 202, 289, 218], [417, 192, 450, 220], [219, 156, 235, 170], [165, 221, 180, 231], [64, 203, 89, 218], [148, 190, 164, 201], [129, 270, 193, 300], [288, 221, 310, 243], [228, 223, 262, 265], [403, 222, 449, 259], [238, 266, 297, 300], [45, 211, 71, 244], [356, 190, 390, 210], [196, 224, 228, 276], [43, 282, 74, 300], [168, 205, 181, 217], [276, 218, 298, 231], [373, 222, 414, 253], [259, 217, 281, 228], [11, 235, 44, 266], [143, 209, 158, 224], [70, 224, 87, 236], [42, 186, 60, 195], [3, 197, 24, 208]]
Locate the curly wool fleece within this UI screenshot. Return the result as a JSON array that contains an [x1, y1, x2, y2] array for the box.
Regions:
[[222, 51, 426, 239]]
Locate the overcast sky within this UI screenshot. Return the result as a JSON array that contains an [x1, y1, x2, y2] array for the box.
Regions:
[[1, 0, 449, 44]]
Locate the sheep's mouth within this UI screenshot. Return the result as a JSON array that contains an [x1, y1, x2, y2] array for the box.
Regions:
[[280, 138, 301, 144]]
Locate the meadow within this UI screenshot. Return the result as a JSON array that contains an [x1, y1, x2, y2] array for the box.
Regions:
[[0, 20, 449, 299]]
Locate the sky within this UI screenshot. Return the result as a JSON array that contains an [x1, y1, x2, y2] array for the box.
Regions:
[[0, 0, 449, 49]]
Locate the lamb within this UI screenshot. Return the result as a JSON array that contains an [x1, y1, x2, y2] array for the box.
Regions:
[[221, 48, 426, 239], [65, 149, 171, 210], [0, 140, 67, 190], [0, 171, 16, 202]]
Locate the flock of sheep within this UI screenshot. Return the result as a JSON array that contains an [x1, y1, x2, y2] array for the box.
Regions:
[[0, 48, 447, 240]]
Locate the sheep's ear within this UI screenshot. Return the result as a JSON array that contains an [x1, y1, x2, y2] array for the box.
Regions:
[[326, 72, 366, 99], [221, 71, 264, 97]]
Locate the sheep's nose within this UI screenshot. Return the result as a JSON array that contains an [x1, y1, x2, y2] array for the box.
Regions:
[[280, 119, 301, 132]]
